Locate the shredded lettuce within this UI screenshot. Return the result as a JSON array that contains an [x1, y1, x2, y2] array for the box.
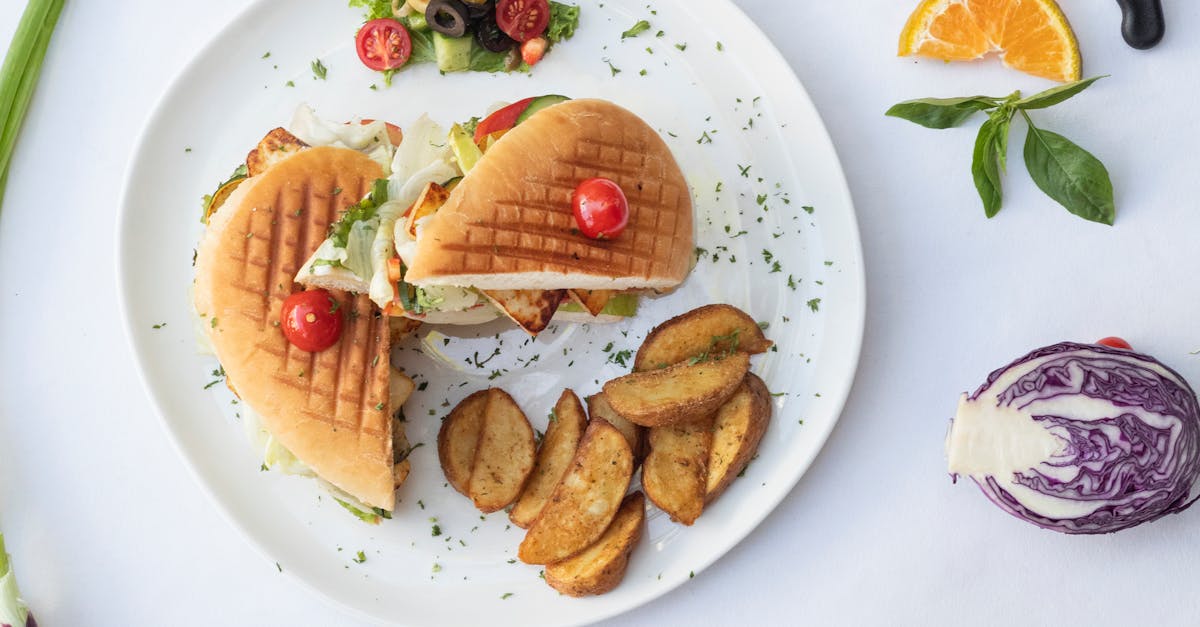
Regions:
[[368, 116, 459, 309], [0, 534, 32, 627], [288, 104, 396, 174]]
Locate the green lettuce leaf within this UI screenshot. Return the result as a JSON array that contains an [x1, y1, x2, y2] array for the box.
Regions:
[[547, 2, 580, 43]]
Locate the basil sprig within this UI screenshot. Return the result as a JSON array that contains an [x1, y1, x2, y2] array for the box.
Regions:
[[887, 76, 1115, 225]]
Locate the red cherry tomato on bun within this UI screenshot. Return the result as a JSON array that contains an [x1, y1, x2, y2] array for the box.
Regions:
[[496, 0, 551, 43], [572, 178, 629, 239], [355, 18, 412, 71], [1096, 336, 1132, 350], [281, 289, 344, 353]]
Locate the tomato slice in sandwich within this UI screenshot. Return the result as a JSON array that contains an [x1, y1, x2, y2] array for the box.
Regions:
[[473, 97, 535, 143]]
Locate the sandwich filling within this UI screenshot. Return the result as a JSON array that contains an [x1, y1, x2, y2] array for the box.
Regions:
[[292, 99, 645, 334]]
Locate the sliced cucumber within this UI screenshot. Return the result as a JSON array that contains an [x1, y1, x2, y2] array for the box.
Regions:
[[443, 176, 463, 192], [405, 13, 430, 32], [433, 32, 473, 72], [516, 95, 570, 124]]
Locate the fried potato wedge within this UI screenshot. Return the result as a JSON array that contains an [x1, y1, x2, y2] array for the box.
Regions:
[[405, 181, 450, 237], [437, 390, 488, 495], [586, 393, 646, 466], [469, 389, 537, 513], [510, 389, 589, 528], [642, 415, 714, 525], [602, 353, 750, 427], [245, 127, 309, 176], [706, 374, 773, 503], [545, 492, 645, 596], [568, 289, 616, 317], [633, 304, 773, 372], [481, 289, 569, 336], [519, 420, 634, 565]]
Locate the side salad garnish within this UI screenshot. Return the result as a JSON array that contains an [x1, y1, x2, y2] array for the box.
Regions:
[[887, 76, 1115, 225], [0, 533, 35, 627], [349, 0, 580, 82], [946, 340, 1200, 534]]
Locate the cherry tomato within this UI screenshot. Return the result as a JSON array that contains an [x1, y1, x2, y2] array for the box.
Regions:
[[473, 97, 535, 142], [280, 289, 344, 353], [1096, 336, 1132, 350], [355, 18, 412, 72], [572, 178, 629, 239], [495, 0, 551, 43], [521, 36, 548, 66]]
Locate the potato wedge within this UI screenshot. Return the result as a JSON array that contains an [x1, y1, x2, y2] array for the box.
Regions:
[[518, 420, 634, 564], [642, 415, 714, 525], [437, 390, 488, 495], [634, 304, 773, 372], [245, 127, 308, 176], [469, 389, 537, 513], [602, 352, 750, 427], [481, 289, 569, 336], [509, 390, 589, 528], [545, 492, 646, 597], [585, 393, 646, 466], [706, 374, 773, 503]]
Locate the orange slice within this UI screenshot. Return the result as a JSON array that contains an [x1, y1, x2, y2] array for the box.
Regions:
[[898, 0, 1081, 82]]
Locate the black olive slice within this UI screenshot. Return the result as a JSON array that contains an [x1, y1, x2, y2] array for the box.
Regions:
[[474, 14, 517, 52], [464, 0, 495, 22], [427, 0, 470, 38]]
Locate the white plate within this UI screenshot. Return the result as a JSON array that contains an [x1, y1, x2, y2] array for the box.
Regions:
[[117, 0, 864, 624]]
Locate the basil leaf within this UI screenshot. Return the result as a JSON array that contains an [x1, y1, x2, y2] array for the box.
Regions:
[[885, 96, 998, 129], [1016, 75, 1106, 110], [1022, 117, 1115, 225], [972, 117, 1004, 218]]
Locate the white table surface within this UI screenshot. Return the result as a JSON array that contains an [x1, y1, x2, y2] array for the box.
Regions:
[[3, 0, 1200, 625]]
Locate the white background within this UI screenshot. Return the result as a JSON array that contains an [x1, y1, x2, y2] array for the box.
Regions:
[[3, 1, 1200, 625]]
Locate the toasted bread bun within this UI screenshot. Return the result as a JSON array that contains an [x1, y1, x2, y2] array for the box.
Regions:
[[194, 146, 398, 510], [404, 99, 693, 291]]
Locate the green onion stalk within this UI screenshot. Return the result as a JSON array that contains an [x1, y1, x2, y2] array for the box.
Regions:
[[0, 534, 35, 627], [0, 0, 65, 212]]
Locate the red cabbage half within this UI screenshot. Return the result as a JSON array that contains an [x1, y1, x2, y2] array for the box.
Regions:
[[946, 342, 1200, 534]]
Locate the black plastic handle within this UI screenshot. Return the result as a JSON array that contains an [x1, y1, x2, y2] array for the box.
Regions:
[[1116, 0, 1165, 49]]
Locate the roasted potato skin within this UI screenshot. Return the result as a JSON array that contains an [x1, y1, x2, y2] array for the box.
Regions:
[[585, 393, 647, 467], [510, 389, 589, 528], [468, 389, 537, 513], [633, 304, 773, 372], [706, 373, 773, 503], [437, 390, 489, 495], [518, 419, 634, 565], [642, 415, 714, 525], [545, 492, 646, 597], [602, 353, 750, 427]]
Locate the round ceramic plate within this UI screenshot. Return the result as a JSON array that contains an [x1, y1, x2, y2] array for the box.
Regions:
[[118, 0, 864, 624]]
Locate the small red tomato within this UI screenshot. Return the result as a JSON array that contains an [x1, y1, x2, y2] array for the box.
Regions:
[[572, 178, 629, 239], [521, 37, 548, 66], [496, 0, 551, 43], [281, 289, 344, 352], [355, 18, 412, 72], [1096, 336, 1132, 350]]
